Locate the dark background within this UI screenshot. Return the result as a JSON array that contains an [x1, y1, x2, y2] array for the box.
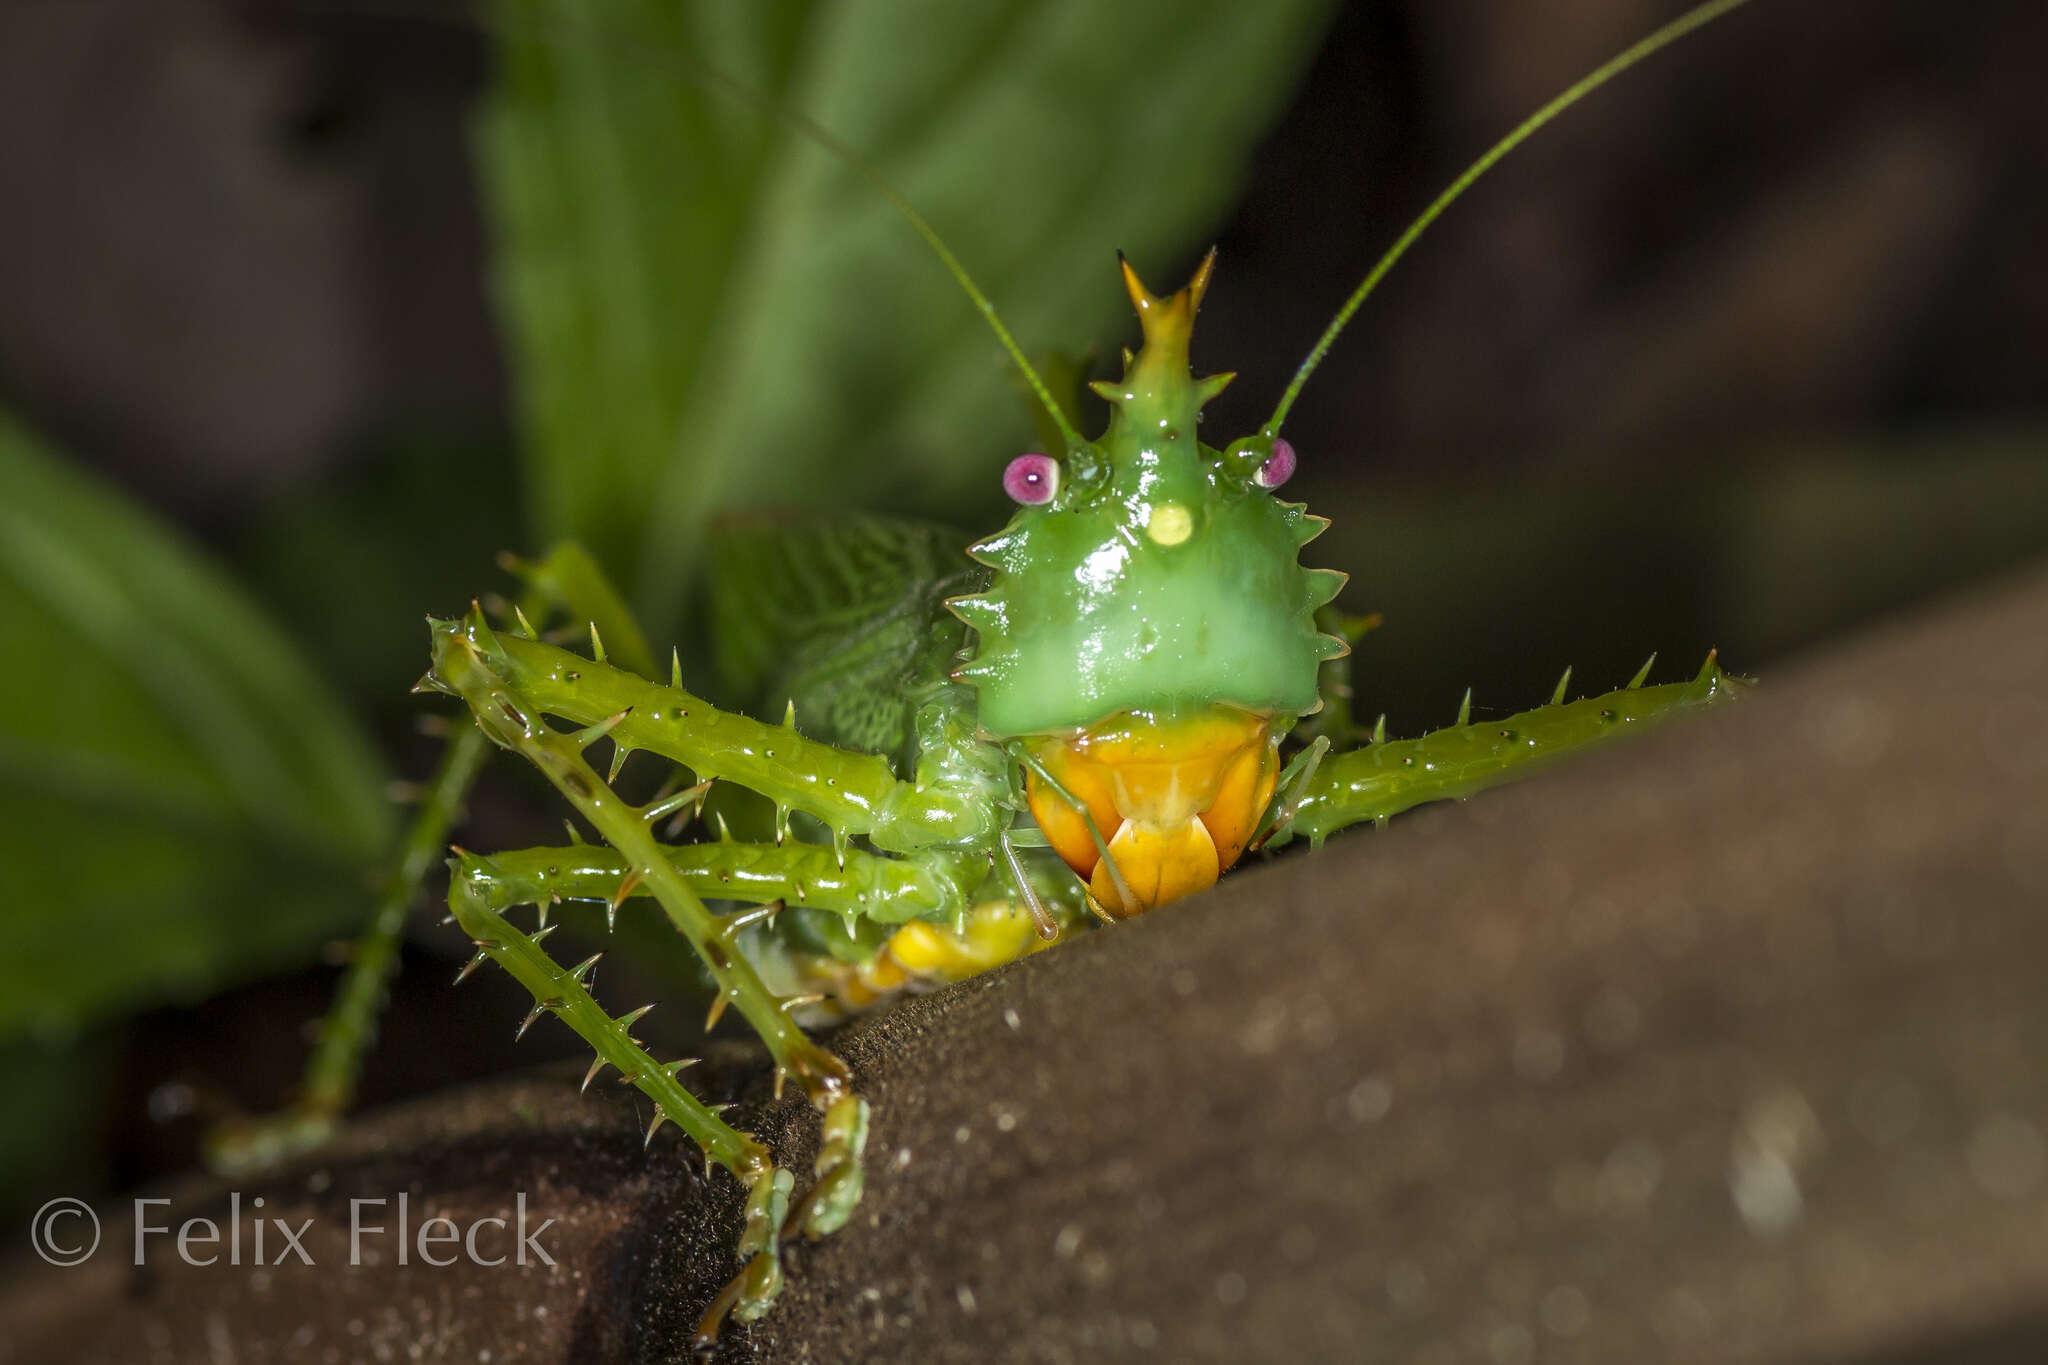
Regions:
[[0, 0, 2042, 1229], [5, 0, 2044, 717], [8, 1, 2045, 515]]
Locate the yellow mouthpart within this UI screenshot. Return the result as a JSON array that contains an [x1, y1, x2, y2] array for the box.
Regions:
[[1023, 706, 1280, 918]]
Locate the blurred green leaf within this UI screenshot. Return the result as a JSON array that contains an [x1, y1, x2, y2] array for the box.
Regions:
[[0, 416, 392, 1041], [0, 1035, 112, 1223], [479, 0, 1333, 635]]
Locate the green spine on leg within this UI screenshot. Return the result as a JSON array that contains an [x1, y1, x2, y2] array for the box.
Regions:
[[465, 840, 972, 928], [298, 721, 494, 1114], [1286, 655, 1745, 845], [446, 868, 769, 1177], [432, 617, 998, 852], [206, 720, 496, 1176], [427, 610, 853, 1106]]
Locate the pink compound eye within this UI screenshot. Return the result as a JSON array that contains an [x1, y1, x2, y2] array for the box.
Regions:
[[1254, 438, 1297, 490], [1003, 453, 1060, 505]]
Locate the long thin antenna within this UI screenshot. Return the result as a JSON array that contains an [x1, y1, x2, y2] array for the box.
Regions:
[[1263, 0, 1758, 437], [695, 75, 1088, 453]]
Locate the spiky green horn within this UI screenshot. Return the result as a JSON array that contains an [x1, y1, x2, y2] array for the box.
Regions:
[[1090, 251, 1234, 443], [1119, 249, 1207, 384]]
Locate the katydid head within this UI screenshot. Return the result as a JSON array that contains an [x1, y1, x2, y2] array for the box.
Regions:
[[950, 250, 1347, 746], [949, 253, 1348, 916]]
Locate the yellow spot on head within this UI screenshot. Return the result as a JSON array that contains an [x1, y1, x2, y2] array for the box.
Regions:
[[1146, 502, 1192, 546]]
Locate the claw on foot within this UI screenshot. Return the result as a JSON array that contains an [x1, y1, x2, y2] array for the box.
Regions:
[[692, 1096, 873, 1347], [802, 1095, 870, 1238], [693, 1166, 795, 1349], [692, 1250, 785, 1350]]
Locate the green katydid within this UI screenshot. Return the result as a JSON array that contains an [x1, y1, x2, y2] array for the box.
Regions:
[[213, 0, 1758, 1342]]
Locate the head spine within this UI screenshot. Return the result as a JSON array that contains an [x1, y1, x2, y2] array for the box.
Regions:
[[949, 255, 1347, 740]]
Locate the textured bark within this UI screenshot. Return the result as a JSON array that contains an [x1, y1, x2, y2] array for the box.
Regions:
[[5, 563, 2047, 1363]]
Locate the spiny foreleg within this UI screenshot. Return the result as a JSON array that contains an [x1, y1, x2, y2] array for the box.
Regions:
[[428, 610, 869, 1335], [208, 544, 656, 1174], [463, 838, 973, 931], [445, 870, 768, 1173], [445, 870, 806, 1330], [208, 718, 493, 1173], [462, 840, 1074, 1018], [427, 609, 853, 1103], [431, 611, 998, 854], [1282, 654, 1744, 846]]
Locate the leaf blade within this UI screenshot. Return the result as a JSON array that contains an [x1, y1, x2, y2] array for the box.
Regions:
[[478, 0, 1335, 636], [0, 417, 392, 1038]]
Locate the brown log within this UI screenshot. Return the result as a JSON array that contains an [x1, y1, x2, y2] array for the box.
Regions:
[[5, 564, 2047, 1363]]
